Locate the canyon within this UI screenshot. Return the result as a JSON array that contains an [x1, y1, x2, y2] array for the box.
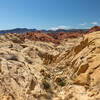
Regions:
[[0, 26, 100, 100]]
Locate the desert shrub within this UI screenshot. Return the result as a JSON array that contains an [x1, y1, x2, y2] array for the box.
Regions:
[[42, 80, 51, 90], [55, 77, 66, 87]]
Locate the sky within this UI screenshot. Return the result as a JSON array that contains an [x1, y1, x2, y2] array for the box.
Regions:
[[0, 0, 100, 30]]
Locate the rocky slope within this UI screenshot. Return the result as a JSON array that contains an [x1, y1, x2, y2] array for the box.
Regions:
[[0, 31, 100, 100]]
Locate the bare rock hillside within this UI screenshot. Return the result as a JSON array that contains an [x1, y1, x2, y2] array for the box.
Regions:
[[0, 31, 100, 100]]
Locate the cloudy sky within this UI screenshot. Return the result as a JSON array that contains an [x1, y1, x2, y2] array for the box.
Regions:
[[0, 0, 100, 30]]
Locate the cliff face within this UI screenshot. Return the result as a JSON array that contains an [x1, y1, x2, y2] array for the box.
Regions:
[[0, 31, 100, 100]]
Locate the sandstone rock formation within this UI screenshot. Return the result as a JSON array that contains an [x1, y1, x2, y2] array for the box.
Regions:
[[87, 26, 100, 33], [24, 31, 85, 44], [24, 26, 100, 44], [0, 30, 100, 100], [24, 31, 59, 44]]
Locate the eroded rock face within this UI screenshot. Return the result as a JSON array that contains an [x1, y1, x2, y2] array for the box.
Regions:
[[0, 31, 100, 100]]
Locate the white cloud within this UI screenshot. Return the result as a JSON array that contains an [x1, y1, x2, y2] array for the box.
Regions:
[[91, 22, 98, 25], [50, 25, 70, 30], [79, 23, 87, 26]]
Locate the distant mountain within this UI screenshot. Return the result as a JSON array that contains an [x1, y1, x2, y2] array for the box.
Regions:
[[0, 28, 89, 34], [46, 29, 89, 33], [0, 28, 37, 34]]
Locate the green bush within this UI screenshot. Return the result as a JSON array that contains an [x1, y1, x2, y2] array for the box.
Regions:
[[42, 80, 50, 90]]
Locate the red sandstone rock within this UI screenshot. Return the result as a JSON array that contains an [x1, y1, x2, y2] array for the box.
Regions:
[[48, 32, 83, 40], [24, 26, 100, 44], [24, 31, 59, 44], [87, 26, 100, 33]]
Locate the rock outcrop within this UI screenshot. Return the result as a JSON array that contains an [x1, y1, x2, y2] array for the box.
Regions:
[[87, 26, 100, 33], [24, 26, 100, 44], [24, 31, 85, 44], [24, 31, 59, 44]]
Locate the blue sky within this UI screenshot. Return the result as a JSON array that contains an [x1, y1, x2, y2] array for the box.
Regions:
[[0, 0, 100, 30]]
